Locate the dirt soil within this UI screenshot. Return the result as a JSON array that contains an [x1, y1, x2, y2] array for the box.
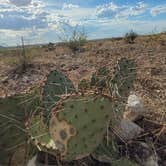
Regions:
[[0, 33, 166, 165], [0, 34, 165, 114]]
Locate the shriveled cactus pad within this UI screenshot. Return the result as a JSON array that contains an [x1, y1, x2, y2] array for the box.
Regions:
[[43, 70, 75, 113], [110, 58, 136, 98], [49, 94, 114, 161], [28, 115, 57, 155]]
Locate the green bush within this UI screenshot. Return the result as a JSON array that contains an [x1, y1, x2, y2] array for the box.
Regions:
[[125, 30, 138, 44], [58, 25, 87, 52], [67, 29, 87, 51]]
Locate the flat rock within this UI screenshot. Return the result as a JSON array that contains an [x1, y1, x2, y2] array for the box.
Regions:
[[114, 119, 144, 141]]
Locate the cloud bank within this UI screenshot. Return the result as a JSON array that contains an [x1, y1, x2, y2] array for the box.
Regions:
[[151, 5, 166, 16], [0, 1, 166, 46], [95, 2, 147, 19]]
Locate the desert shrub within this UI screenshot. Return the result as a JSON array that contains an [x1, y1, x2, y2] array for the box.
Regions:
[[47, 42, 55, 51], [10, 38, 39, 75], [125, 30, 138, 44], [58, 25, 87, 52], [67, 29, 87, 51]]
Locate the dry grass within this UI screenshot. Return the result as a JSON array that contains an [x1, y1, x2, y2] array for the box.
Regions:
[[0, 33, 166, 114]]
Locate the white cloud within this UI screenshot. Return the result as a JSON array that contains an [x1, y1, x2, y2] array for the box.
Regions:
[[150, 5, 166, 16], [85, 18, 166, 40], [0, 28, 48, 46], [62, 3, 79, 10], [117, 2, 147, 18], [96, 2, 119, 18], [0, 1, 166, 46], [9, 0, 32, 6], [0, 0, 47, 30], [95, 2, 147, 19], [0, 0, 9, 5]]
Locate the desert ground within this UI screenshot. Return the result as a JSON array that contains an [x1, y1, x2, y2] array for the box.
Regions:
[[0, 33, 165, 113], [0, 33, 166, 165]]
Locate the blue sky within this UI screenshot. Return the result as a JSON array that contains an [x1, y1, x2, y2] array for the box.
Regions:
[[0, 0, 166, 46]]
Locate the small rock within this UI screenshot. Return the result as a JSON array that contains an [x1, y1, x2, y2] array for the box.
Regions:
[[27, 156, 37, 166], [114, 119, 144, 141], [143, 155, 158, 166], [127, 94, 144, 110], [124, 94, 145, 121], [22, 76, 29, 83]]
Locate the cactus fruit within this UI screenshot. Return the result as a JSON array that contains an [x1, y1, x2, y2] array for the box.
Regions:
[[43, 70, 75, 115], [49, 93, 116, 161], [109, 58, 136, 98]]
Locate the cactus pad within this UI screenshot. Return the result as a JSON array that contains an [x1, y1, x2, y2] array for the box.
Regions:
[[0, 88, 41, 165], [43, 70, 75, 114], [49, 93, 115, 161], [0, 95, 26, 165], [28, 115, 57, 155], [78, 79, 90, 91], [109, 58, 136, 98], [90, 67, 109, 91], [92, 132, 119, 163]]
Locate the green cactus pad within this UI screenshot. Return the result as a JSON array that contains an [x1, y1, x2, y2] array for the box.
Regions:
[[98, 66, 109, 76], [0, 95, 26, 165], [43, 70, 75, 115], [109, 58, 136, 98], [78, 79, 89, 91], [28, 115, 57, 155], [0, 90, 40, 165], [0, 88, 41, 165], [92, 132, 119, 163], [49, 93, 115, 161], [90, 67, 109, 91]]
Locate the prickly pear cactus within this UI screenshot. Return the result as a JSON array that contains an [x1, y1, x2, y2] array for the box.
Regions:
[[109, 58, 136, 98], [92, 58, 137, 163], [78, 79, 89, 91], [28, 115, 57, 156], [0, 95, 26, 165], [98, 66, 109, 76], [90, 66, 109, 91], [0, 87, 41, 165], [49, 93, 116, 161], [92, 132, 119, 163], [43, 70, 75, 115]]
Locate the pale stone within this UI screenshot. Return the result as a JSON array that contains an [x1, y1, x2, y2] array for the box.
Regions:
[[114, 119, 144, 141], [124, 94, 145, 121]]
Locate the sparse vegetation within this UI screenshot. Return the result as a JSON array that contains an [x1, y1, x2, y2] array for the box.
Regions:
[[0, 32, 166, 166], [67, 29, 87, 52], [125, 30, 138, 44], [58, 25, 87, 52]]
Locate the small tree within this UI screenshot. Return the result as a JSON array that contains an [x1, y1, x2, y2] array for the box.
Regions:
[[125, 30, 138, 44]]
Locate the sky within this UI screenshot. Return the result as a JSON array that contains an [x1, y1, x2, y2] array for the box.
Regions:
[[0, 0, 166, 46]]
